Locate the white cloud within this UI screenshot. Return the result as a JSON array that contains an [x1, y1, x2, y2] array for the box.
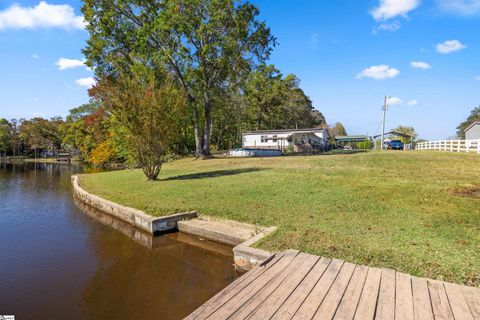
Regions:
[[436, 40, 466, 54], [437, 0, 480, 15], [31, 54, 40, 59], [56, 58, 85, 70], [373, 20, 402, 33], [356, 65, 400, 80], [387, 97, 403, 105], [411, 61, 431, 69], [0, 1, 85, 31], [407, 99, 418, 106], [75, 77, 96, 88], [378, 20, 401, 31], [371, 0, 421, 20]]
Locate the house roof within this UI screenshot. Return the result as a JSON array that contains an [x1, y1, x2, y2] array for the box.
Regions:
[[243, 128, 325, 135], [335, 135, 369, 142], [464, 121, 480, 132], [372, 130, 414, 139]]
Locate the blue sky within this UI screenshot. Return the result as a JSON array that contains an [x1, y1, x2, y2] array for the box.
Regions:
[[0, 0, 479, 139]]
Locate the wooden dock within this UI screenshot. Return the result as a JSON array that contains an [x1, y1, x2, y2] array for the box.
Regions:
[[186, 249, 480, 319]]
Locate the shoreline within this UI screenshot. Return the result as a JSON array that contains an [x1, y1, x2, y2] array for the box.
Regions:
[[71, 174, 276, 270]]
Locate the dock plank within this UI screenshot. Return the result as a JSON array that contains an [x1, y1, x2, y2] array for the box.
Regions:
[[271, 257, 331, 320], [395, 272, 414, 320], [185, 252, 285, 320], [333, 265, 369, 320], [206, 250, 299, 319], [292, 258, 344, 319], [186, 250, 479, 320], [444, 283, 474, 320], [428, 280, 454, 320], [375, 268, 396, 320], [246, 254, 320, 319], [411, 277, 434, 320], [353, 267, 382, 320], [313, 262, 356, 319], [229, 252, 311, 319], [462, 286, 480, 319]]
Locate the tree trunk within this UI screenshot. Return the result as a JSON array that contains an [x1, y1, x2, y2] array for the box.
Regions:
[[202, 96, 212, 157], [192, 107, 203, 158]]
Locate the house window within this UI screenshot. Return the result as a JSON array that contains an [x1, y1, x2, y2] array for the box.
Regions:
[[261, 135, 267, 143], [272, 135, 278, 142]]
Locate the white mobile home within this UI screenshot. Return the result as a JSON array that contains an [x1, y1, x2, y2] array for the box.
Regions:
[[242, 128, 329, 152]]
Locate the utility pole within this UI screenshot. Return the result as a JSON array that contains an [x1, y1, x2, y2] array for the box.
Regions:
[[380, 96, 390, 150]]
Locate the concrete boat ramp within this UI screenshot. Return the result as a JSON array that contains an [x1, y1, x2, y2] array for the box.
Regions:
[[186, 250, 480, 320]]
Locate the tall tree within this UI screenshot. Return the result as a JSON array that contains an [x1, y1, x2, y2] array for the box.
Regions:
[[243, 65, 325, 131], [0, 119, 12, 156], [82, 0, 275, 158], [19, 117, 64, 157], [95, 69, 187, 180], [457, 105, 480, 139]]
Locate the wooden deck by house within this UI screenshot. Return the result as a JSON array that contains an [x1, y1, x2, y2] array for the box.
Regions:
[[186, 249, 480, 320]]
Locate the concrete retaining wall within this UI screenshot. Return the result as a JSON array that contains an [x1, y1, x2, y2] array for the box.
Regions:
[[72, 174, 276, 269], [71, 175, 197, 234]]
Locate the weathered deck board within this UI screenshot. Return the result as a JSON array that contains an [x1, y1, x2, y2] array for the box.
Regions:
[[462, 286, 480, 319], [411, 277, 434, 320], [428, 280, 455, 320], [375, 268, 396, 320], [313, 262, 356, 319], [271, 257, 331, 320], [395, 272, 414, 320], [207, 250, 299, 319], [444, 283, 474, 320], [293, 258, 344, 319], [353, 267, 382, 320], [246, 254, 320, 319], [334, 265, 369, 320], [187, 251, 480, 320], [229, 252, 309, 319]]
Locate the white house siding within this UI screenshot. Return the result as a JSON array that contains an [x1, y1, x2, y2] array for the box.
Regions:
[[465, 123, 480, 140], [242, 129, 328, 151], [243, 132, 291, 149]]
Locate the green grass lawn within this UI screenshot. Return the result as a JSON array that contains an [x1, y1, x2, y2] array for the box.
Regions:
[[78, 151, 480, 286]]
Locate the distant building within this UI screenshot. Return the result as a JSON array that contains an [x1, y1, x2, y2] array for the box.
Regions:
[[242, 128, 329, 152], [465, 121, 480, 140], [334, 135, 370, 149]]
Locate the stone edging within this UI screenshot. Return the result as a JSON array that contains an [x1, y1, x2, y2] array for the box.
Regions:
[[71, 175, 197, 234]]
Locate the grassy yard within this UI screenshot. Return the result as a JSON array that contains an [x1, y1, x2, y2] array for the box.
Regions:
[[78, 151, 480, 286]]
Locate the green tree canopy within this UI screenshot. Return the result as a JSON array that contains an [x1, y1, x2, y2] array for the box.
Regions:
[[82, 0, 276, 158], [95, 68, 187, 179], [243, 64, 325, 131], [0, 118, 12, 155]]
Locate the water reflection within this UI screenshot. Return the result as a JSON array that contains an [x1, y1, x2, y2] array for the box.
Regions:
[[0, 162, 237, 320]]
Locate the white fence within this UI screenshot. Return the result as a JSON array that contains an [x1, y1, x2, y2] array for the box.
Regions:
[[416, 139, 480, 154]]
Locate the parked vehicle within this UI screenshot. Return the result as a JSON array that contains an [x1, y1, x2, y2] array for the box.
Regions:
[[390, 140, 404, 150]]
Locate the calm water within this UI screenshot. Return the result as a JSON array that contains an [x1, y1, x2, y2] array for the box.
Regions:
[[0, 162, 237, 320]]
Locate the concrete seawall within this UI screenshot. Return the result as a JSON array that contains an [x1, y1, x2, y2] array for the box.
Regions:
[[71, 175, 197, 234], [71, 174, 276, 269]]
